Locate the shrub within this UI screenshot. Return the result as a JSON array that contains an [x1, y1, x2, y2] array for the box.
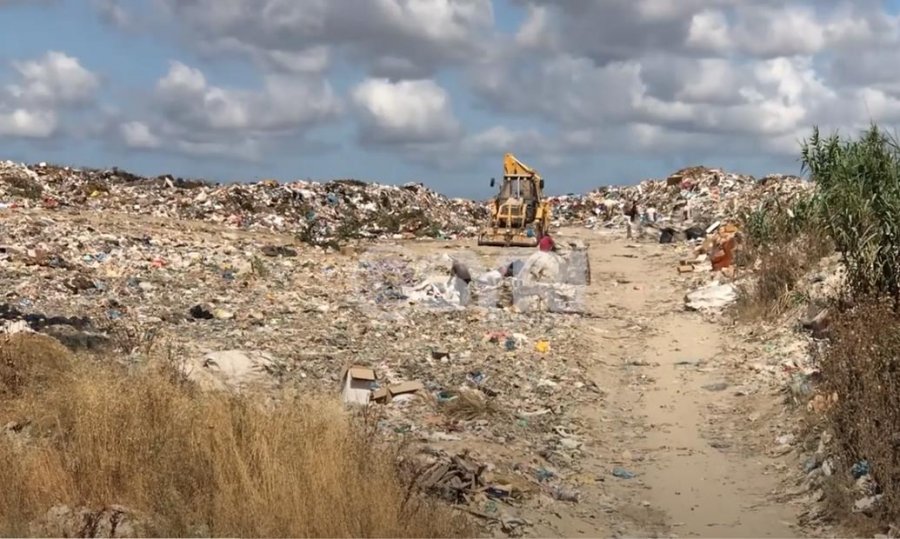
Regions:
[[735, 197, 831, 320], [734, 248, 807, 320], [802, 125, 900, 303], [817, 300, 900, 523]]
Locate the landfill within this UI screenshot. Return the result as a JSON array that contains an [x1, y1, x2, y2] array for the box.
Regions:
[[547, 165, 813, 232], [0, 156, 829, 536], [2, 161, 814, 249], [0, 160, 489, 246], [0, 176, 599, 535]]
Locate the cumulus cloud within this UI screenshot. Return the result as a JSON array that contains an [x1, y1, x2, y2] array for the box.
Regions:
[[118, 61, 340, 160], [7, 51, 99, 106], [120, 121, 161, 149], [0, 51, 98, 139], [72, 0, 900, 178], [157, 0, 494, 77], [0, 109, 57, 138], [457, 0, 900, 169], [351, 78, 462, 145], [154, 61, 339, 133]]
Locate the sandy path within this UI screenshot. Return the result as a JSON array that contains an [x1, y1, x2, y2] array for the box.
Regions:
[[534, 228, 799, 537]]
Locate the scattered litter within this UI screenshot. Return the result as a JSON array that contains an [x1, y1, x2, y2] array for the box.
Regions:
[[685, 282, 737, 312], [612, 467, 636, 479]]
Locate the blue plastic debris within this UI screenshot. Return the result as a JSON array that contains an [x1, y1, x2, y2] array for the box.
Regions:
[[612, 467, 636, 479], [437, 390, 457, 403], [851, 460, 870, 479], [535, 468, 555, 483]]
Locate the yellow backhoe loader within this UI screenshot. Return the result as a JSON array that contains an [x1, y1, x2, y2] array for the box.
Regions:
[[477, 153, 551, 247]]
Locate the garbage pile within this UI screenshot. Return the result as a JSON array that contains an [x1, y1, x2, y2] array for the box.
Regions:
[[548, 166, 812, 231], [2, 159, 814, 245], [0, 160, 488, 245], [0, 205, 598, 533]]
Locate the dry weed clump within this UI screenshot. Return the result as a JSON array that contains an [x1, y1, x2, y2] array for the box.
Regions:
[[0, 337, 471, 537], [817, 300, 900, 523], [735, 191, 832, 321], [0, 333, 73, 397], [735, 233, 830, 320], [441, 389, 501, 421]]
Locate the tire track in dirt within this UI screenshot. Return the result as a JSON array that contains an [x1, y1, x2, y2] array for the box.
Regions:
[[565, 230, 798, 538]]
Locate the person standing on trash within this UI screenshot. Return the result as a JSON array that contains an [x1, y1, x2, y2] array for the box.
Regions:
[[538, 233, 556, 252], [448, 259, 473, 306], [450, 259, 472, 284], [626, 199, 641, 239]]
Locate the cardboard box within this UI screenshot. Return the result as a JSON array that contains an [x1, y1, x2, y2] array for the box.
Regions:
[[340, 365, 376, 405]]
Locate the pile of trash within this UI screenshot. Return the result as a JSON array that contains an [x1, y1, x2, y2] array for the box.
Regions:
[[2, 159, 814, 246], [0, 203, 598, 475], [0, 160, 488, 246], [355, 244, 590, 314], [548, 166, 813, 231]]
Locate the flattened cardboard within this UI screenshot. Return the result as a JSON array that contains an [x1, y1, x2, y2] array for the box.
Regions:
[[389, 381, 424, 396], [347, 367, 376, 381], [372, 387, 390, 403]]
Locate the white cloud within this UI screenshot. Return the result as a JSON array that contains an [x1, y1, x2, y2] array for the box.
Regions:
[[157, 0, 494, 77], [120, 121, 161, 149], [351, 78, 461, 145], [686, 10, 731, 53], [515, 5, 554, 50], [0, 51, 98, 140], [0, 109, 57, 138], [63, 0, 900, 177], [154, 61, 339, 133], [8, 51, 99, 106], [117, 61, 340, 160], [453, 0, 900, 170], [731, 6, 826, 57]]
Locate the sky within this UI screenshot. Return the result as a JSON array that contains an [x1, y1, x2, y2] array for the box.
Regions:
[[1, 0, 900, 198]]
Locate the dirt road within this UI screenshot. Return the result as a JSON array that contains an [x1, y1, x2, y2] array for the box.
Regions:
[[525, 228, 799, 537]]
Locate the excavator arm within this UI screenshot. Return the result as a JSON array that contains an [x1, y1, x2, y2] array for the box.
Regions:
[[503, 153, 540, 180]]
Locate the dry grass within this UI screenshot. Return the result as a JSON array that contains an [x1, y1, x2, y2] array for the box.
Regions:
[[0, 334, 471, 537], [0, 333, 73, 397], [817, 300, 900, 526], [734, 247, 806, 320], [734, 233, 832, 321], [440, 390, 501, 422]]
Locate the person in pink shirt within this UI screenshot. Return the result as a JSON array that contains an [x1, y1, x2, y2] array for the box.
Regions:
[[538, 234, 555, 252]]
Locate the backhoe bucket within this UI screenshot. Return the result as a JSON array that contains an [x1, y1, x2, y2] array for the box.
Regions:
[[477, 228, 539, 247]]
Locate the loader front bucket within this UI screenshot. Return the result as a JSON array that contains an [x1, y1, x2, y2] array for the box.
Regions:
[[477, 229, 539, 247]]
